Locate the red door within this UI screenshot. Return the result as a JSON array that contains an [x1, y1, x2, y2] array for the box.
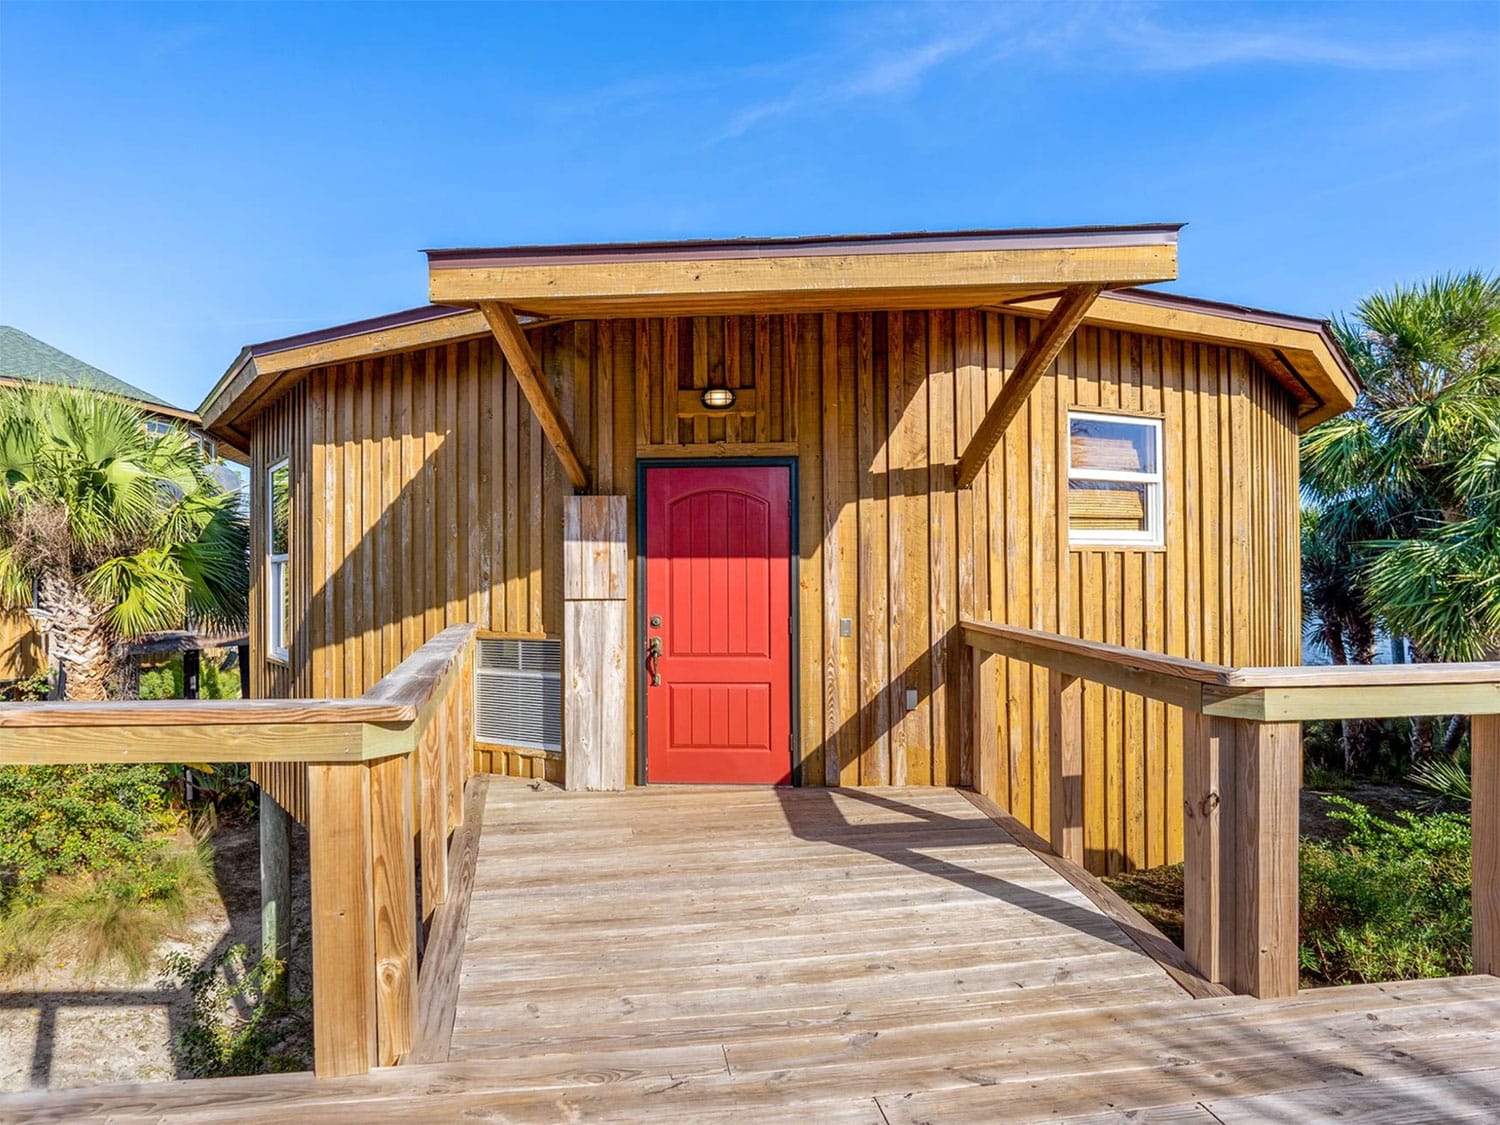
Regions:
[[644, 465, 793, 784]]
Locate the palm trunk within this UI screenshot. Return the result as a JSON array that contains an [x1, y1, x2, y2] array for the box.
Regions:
[[29, 573, 117, 701]]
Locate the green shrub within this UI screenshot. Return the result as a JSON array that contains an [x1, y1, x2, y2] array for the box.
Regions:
[[139, 654, 240, 701], [138, 662, 183, 700], [0, 764, 180, 913], [162, 942, 311, 1077], [1299, 796, 1472, 983], [8, 673, 51, 701]]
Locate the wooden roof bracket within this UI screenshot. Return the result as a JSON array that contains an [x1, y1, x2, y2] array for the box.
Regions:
[[955, 283, 1103, 489], [478, 301, 591, 491]]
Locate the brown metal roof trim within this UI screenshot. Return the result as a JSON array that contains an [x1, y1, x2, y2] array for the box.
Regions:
[[426, 224, 1185, 269], [247, 304, 475, 358]]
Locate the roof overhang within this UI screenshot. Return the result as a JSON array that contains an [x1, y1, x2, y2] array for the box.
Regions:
[[425, 225, 1183, 318], [1002, 288, 1361, 429], [199, 226, 1360, 449], [0, 374, 203, 426], [199, 305, 492, 449]]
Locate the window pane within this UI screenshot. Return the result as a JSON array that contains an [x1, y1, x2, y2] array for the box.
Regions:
[[1068, 480, 1148, 533], [270, 463, 290, 555], [1070, 416, 1156, 474]]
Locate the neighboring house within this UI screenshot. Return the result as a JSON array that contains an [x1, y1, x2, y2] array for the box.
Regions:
[[198, 225, 1359, 875], [0, 325, 241, 684]]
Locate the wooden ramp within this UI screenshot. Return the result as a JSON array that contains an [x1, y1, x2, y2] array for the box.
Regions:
[[7, 784, 1500, 1122]]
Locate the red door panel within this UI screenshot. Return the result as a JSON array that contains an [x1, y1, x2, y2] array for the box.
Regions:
[[645, 465, 792, 784]]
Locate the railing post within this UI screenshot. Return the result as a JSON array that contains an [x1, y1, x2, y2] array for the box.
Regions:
[[1183, 713, 1229, 985], [1048, 669, 1083, 864], [972, 648, 998, 802], [1183, 716, 1299, 998], [420, 703, 450, 921], [1475, 713, 1499, 975], [370, 751, 417, 1066], [308, 761, 377, 1077]]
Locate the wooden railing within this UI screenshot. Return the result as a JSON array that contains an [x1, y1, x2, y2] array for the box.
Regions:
[[0, 623, 478, 1077], [961, 618, 1500, 1000]]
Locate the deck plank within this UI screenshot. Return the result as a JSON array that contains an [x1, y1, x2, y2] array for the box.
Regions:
[[6, 785, 1500, 1122]]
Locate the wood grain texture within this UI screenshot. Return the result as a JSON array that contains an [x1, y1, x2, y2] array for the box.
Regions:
[[479, 302, 589, 489], [1473, 713, 1499, 975], [956, 284, 1101, 488], [232, 305, 1378, 875], [307, 762, 377, 1077]]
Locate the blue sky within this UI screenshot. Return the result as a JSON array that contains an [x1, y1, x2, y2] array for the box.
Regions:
[[1, 1, 1496, 410]]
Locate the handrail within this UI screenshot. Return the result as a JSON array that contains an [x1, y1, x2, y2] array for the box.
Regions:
[[0, 623, 481, 1079], [0, 624, 477, 763], [960, 615, 1500, 1003], [961, 619, 1500, 721]]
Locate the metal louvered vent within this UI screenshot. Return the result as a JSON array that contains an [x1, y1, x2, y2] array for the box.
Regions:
[[474, 637, 562, 751]]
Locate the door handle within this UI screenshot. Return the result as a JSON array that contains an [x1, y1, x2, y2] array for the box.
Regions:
[[646, 635, 663, 687]]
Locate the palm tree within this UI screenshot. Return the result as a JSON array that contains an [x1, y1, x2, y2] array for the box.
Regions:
[[0, 384, 248, 700], [1301, 271, 1500, 758]]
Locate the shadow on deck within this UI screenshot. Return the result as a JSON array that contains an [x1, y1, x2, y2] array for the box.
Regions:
[[4, 781, 1499, 1122]]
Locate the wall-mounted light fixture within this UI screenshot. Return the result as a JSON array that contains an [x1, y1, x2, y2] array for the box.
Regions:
[[700, 387, 736, 410]]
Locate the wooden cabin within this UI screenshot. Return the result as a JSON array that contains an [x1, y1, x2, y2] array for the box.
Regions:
[[12, 227, 1500, 1100], [199, 225, 1359, 876]]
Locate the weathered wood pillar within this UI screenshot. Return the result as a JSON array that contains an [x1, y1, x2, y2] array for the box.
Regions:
[[308, 762, 377, 1078], [259, 789, 292, 977], [1047, 669, 1083, 864], [1183, 716, 1300, 998], [563, 495, 628, 792], [1474, 713, 1499, 975]]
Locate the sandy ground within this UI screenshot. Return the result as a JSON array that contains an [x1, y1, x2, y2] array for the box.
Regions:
[[0, 817, 310, 1092]]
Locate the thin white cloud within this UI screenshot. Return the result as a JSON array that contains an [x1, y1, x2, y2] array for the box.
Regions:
[[718, 31, 981, 140], [710, 2, 1475, 140], [1106, 14, 1471, 71]]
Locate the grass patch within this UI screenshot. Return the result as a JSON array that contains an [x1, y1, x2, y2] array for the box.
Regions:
[[0, 834, 215, 979]]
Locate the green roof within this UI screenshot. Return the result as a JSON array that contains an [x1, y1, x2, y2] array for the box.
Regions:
[[0, 325, 181, 412]]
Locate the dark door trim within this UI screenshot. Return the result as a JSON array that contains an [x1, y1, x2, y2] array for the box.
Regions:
[[634, 457, 800, 787]]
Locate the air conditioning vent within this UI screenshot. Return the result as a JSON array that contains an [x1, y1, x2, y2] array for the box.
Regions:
[[474, 637, 561, 751]]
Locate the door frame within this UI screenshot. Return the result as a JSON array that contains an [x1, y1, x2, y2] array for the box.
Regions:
[[634, 457, 801, 787]]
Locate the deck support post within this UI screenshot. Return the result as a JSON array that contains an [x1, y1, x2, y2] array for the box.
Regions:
[[258, 789, 292, 989], [1048, 670, 1083, 864], [1474, 714, 1499, 975], [563, 495, 628, 791], [308, 762, 378, 1078], [1184, 717, 1299, 998]]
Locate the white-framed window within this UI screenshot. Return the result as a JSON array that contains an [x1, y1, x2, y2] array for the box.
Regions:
[[1067, 411, 1164, 547], [267, 459, 291, 663]]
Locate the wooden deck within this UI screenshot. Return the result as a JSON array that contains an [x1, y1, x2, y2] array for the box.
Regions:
[[6, 783, 1500, 1122]]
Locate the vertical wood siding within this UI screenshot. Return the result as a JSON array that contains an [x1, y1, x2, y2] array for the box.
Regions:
[[0, 610, 43, 682], [247, 312, 1300, 872]]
